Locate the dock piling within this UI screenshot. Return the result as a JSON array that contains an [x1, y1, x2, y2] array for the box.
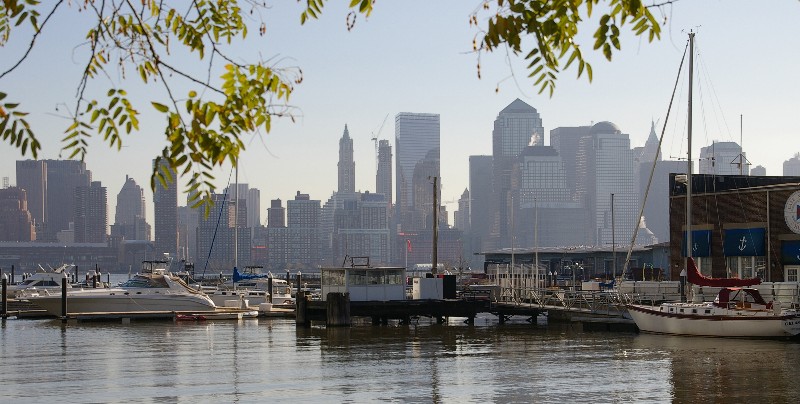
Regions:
[[61, 273, 68, 321], [326, 292, 351, 327], [1, 274, 7, 319]]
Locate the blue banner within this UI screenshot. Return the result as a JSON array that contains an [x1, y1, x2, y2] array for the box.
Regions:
[[681, 230, 711, 257], [781, 240, 800, 265], [723, 228, 765, 256]]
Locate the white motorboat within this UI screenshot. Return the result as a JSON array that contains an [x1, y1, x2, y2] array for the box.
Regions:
[[5, 264, 73, 298], [206, 266, 295, 307], [24, 261, 217, 315]]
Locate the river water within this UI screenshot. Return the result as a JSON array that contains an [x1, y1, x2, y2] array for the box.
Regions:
[[2, 314, 799, 403]]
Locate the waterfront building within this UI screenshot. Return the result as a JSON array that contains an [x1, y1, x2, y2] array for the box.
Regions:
[[699, 141, 749, 175], [394, 112, 440, 233], [153, 159, 178, 258], [668, 174, 800, 282], [111, 176, 151, 241], [0, 187, 36, 241], [0, 242, 117, 272], [783, 153, 800, 176], [74, 181, 107, 243]]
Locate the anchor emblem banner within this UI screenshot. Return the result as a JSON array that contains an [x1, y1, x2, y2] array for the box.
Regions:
[[681, 229, 711, 257], [723, 228, 765, 257]]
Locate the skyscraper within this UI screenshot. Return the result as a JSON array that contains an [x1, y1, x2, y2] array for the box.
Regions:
[[575, 122, 639, 248], [0, 187, 36, 241], [15, 160, 46, 229], [376, 139, 392, 209], [394, 112, 440, 232], [468, 155, 494, 267], [492, 99, 544, 246], [247, 188, 261, 228], [287, 191, 321, 268], [153, 159, 178, 258], [783, 153, 800, 176], [112, 176, 151, 241], [42, 160, 91, 241], [74, 181, 107, 243], [338, 125, 355, 194]]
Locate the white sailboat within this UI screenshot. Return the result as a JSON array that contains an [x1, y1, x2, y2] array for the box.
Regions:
[[626, 32, 800, 338]]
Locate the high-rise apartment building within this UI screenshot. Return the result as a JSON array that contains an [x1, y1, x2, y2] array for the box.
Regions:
[[153, 159, 178, 258], [287, 191, 321, 268], [247, 188, 261, 228], [74, 181, 107, 243], [111, 176, 151, 241], [40, 160, 91, 241], [267, 199, 286, 228], [468, 155, 494, 267], [332, 192, 391, 265], [750, 165, 767, 176], [338, 125, 356, 194], [394, 112, 440, 233], [196, 192, 251, 269]]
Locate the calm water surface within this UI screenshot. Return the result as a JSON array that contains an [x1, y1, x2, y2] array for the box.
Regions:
[[1, 315, 799, 403]]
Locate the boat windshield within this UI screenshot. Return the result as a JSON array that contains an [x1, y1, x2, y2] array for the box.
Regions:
[[119, 275, 169, 288]]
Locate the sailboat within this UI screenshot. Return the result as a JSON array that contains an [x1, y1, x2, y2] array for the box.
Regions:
[[626, 33, 800, 338]]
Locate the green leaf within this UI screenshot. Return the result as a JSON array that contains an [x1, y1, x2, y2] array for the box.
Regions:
[[152, 102, 169, 113]]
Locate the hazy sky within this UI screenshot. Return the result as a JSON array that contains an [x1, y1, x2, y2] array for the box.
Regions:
[[1, 1, 798, 227]]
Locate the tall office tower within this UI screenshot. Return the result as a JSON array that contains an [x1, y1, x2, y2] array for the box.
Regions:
[[287, 191, 321, 268], [394, 112, 440, 232], [750, 165, 767, 176], [550, 126, 592, 199], [638, 121, 662, 163], [575, 122, 639, 249], [699, 141, 749, 175], [41, 160, 91, 241], [15, 160, 46, 229], [177, 205, 198, 262], [247, 188, 261, 228], [153, 159, 178, 258], [783, 153, 800, 176], [0, 187, 36, 241], [468, 155, 494, 267], [111, 176, 151, 241], [338, 125, 356, 194], [74, 181, 107, 243], [376, 139, 393, 209], [492, 99, 544, 246]]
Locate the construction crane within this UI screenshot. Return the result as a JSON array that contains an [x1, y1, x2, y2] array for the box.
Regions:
[[371, 113, 389, 174]]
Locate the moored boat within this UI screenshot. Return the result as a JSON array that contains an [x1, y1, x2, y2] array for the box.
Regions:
[[23, 260, 217, 316]]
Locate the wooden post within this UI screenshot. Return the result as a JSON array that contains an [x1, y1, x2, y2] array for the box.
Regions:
[[326, 292, 351, 327], [296, 271, 302, 296], [267, 275, 273, 303], [1, 275, 7, 319], [61, 274, 68, 320], [295, 291, 309, 327], [10, 265, 14, 284]]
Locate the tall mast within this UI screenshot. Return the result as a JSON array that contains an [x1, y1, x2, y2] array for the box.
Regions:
[[234, 163, 238, 269], [432, 176, 438, 275], [687, 32, 695, 263]]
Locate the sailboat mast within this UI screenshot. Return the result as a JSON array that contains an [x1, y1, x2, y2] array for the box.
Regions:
[[687, 32, 695, 262], [234, 164, 238, 269]]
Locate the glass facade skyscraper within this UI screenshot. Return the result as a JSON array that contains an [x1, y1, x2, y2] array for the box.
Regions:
[[394, 112, 440, 232]]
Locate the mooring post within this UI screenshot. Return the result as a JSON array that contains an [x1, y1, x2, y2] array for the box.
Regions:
[[11, 265, 15, 285], [1, 274, 8, 319], [296, 271, 302, 296], [295, 291, 310, 327], [267, 275, 273, 302], [326, 292, 351, 327], [74, 266, 78, 284], [61, 273, 68, 321]]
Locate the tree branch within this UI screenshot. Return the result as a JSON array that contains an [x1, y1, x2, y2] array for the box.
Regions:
[[0, 0, 65, 80]]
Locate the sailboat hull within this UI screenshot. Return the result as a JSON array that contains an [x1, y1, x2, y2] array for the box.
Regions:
[[628, 304, 800, 338]]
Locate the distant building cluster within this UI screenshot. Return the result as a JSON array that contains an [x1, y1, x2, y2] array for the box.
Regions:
[[2, 100, 798, 274]]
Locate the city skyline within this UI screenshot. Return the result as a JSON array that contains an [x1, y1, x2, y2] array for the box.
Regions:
[[0, 1, 798, 227]]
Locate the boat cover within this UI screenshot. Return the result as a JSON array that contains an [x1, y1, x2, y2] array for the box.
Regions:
[[686, 257, 761, 287]]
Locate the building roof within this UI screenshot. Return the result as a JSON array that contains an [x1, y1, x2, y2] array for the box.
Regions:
[[590, 121, 622, 135], [500, 98, 537, 114], [519, 145, 559, 157]]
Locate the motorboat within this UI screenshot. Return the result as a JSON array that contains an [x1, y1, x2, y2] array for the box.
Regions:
[[206, 266, 295, 307], [627, 258, 800, 338], [23, 260, 217, 315], [4, 264, 74, 298]]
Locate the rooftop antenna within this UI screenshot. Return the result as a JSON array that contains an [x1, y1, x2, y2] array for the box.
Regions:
[[730, 114, 750, 175]]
